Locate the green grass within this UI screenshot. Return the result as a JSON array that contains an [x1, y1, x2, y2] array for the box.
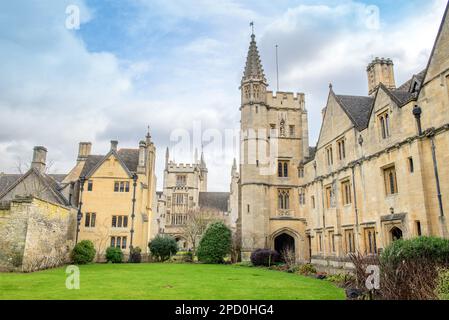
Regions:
[[0, 263, 345, 300]]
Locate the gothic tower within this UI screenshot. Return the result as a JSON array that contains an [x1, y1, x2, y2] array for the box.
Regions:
[[239, 30, 310, 262]]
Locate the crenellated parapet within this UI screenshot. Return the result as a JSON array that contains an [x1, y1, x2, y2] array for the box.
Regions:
[[266, 91, 306, 111]]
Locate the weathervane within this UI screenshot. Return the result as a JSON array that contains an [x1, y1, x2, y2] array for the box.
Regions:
[[250, 21, 254, 35]]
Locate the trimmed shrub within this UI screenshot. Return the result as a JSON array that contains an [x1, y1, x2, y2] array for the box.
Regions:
[[197, 222, 232, 264], [149, 235, 178, 262], [297, 263, 317, 276], [105, 247, 123, 263], [350, 237, 449, 300], [250, 249, 280, 267], [380, 236, 449, 267], [129, 247, 142, 263], [71, 240, 96, 265], [435, 268, 449, 300]]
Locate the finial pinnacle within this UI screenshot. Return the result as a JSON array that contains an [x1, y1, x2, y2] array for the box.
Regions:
[[250, 21, 254, 36]]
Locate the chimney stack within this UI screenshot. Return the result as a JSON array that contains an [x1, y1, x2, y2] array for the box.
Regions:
[[77, 142, 92, 162], [110, 140, 118, 152], [138, 140, 146, 173], [367, 57, 396, 95], [31, 146, 47, 173]]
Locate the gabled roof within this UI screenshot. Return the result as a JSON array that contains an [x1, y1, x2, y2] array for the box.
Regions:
[[49, 174, 67, 183], [80, 149, 140, 179], [0, 168, 70, 206], [397, 70, 426, 92], [334, 94, 374, 131], [80, 155, 104, 177], [199, 192, 229, 212], [117, 149, 139, 173], [0, 174, 21, 194]]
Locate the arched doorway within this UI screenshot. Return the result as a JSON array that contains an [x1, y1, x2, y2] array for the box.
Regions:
[[274, 233, 295, 261], [390, 227, 403, 241]]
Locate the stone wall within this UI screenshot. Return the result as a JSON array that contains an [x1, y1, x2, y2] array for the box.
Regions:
[[0, 196, 76, 272]]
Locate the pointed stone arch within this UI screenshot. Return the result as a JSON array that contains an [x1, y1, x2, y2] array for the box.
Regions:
[[269, 227, 303, 261]]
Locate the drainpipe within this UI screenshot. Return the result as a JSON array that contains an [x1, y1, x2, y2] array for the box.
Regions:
[[430, 135, 444, 218], [75, 176, 86, 244], [129, 173, 138, 255], [351, 165, 361, 253]]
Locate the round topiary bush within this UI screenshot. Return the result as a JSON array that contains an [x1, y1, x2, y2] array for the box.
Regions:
[[250, 249, 280, 266], [149, 235, 178, 261], [380, 236, 449, 267], [197, 222, 232, 264], [105, 246, 123, 263], [71, 240, 96, 265], [129, 247, 142, 263]]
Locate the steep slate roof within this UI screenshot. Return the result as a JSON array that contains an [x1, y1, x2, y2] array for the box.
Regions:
[[242, 34, 267, 83], [199, 192, 229, 212], [80, 149, 140, 178], [334, 94, 374, 131], [397, 70, 426, 91], [117, 149, 139, 173], [49, 174, 67, 183], [80, 155, 104, 177], [0, 174, 21, 194], [0, 169, 70, 206]]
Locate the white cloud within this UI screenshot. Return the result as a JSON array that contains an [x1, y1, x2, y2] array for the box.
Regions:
[[0, 0, 447, 192]]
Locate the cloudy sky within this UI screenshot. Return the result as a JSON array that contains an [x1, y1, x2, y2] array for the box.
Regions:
[[0, 0, 447, 191]]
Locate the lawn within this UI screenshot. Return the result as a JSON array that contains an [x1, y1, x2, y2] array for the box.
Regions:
[[0, 263, 345, 300]]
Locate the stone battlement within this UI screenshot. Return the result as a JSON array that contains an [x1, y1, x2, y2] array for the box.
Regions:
[[266, 91, 306, 110], [167, 162, 200, 172]]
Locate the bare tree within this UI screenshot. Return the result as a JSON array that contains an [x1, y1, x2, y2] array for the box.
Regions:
[[93, 218, 112, 261], [13, 157, 56, 199], [281, 246, 296, 268], [180, 207, 223, 253], [230, 231, 242, 263]]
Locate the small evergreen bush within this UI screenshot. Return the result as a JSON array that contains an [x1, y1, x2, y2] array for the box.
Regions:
[[197, 222, 232, 264], [250, 249, 280, 267], [149, 235, 178, 262], [105, 247, 123, 263], [71, 240, 96, 265], [297, 263, 317, 276]]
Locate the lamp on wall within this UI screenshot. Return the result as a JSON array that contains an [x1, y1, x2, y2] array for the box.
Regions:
[[413, 104, 423, 136]]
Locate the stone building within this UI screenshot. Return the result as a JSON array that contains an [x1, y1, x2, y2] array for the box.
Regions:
[[63, 132, 157, 258], [235, 30, 310, 261], [0, 147, 76, 271], [233, 3, 449, 269], [154, 148, 230, 249]]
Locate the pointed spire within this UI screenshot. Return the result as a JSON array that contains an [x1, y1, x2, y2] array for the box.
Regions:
[[231, 158, 237, 176], [242, 25, 267, 84], [165, 147, 169, 169], [200, 145, 206, 169], [146, 125, 152, 144]]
